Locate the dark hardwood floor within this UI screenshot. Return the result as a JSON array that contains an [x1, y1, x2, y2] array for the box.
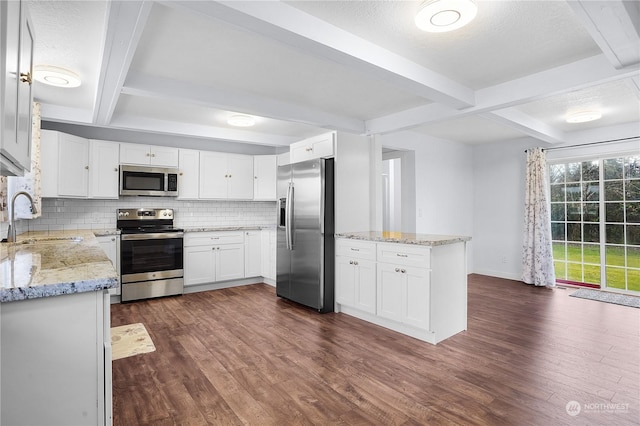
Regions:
[[111, 274, 640, 425]]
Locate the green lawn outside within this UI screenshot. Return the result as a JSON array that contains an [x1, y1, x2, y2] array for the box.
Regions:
[[553, 242, 640, 291]]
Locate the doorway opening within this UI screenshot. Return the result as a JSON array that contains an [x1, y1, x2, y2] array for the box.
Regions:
[[382, 149, 416, 233]]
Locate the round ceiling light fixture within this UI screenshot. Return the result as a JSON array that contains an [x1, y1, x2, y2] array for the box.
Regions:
[[565, 110, 602, 124], [33, 65, 81, 88], [227, 114, 256, 127], [415, 0, 478, 33]]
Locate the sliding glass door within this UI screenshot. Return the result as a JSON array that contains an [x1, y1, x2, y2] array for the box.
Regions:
[[549, 155, 639, 293]]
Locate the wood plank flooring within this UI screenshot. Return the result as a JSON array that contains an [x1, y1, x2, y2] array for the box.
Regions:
[[111, 274, 640, 425]]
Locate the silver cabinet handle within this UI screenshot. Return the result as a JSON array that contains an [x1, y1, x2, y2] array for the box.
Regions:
[[354, 261, 358, 266], [349, 260, 353, 265], [350, 248, 359, 251], [395, 268, 400, 272], [397, 253, 408, 258], [401, 269, 406, 273]]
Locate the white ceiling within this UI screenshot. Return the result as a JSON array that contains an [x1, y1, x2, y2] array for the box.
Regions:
[[26, 0, 640, 150]]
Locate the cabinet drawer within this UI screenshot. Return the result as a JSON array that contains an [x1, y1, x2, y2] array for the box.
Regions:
[[185, 231, 244, 247], [377, 243, 431, 268], [336, 239, 376, 261]]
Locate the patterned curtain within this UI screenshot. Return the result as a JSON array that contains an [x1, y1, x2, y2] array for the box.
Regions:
[[522, 148, 556, 287]]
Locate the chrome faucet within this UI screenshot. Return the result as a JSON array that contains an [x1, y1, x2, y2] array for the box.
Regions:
[[7, 191, 38, 243]]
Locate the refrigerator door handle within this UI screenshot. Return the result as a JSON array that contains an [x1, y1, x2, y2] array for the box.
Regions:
[[287, 183, 294, 249]]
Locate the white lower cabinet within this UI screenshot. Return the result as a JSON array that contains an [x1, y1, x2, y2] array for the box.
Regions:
[[184, 231, 245, 286], [244, 230, 261, 278], [335, 238, 467, 345]]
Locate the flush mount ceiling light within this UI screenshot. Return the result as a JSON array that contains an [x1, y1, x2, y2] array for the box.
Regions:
[[415, 0, 478, 32], [565, 110, 602, 123], [33, 65, 81, 88], [227, 114, 256, 127]]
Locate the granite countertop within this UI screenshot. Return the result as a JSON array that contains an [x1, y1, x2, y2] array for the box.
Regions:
[[336, 231, 471, 247], [0, 230, 118, 303], [182, 225, 272, 232]]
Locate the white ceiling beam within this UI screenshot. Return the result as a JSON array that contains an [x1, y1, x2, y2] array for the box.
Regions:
[[122, 73, 365, 134], [109, 115, 296, 147], [568, 0, 640, 69], [161, 0, 475, 109], [564, 122, 640, 145], [366, 54, 639, 134], [40, 103, 94, 124], [92, 1, 152, 125], [481, 110, 566, 145]]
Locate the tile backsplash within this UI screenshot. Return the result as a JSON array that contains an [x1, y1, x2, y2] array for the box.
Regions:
[[0, 198, 277, 237]]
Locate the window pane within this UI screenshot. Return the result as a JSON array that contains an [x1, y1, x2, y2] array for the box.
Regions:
[[554, 261, 567, 279], [551, 204, 565, 221], [606, 202, 624, 222], [628, 270, 640, 292], [627, 225, 640, 246], [566, 163, 581, 182], [583, 203, 599, 222], [606, 267, 625, 289], [605, 181, 624, 201], [567, 264, 582, 282], [582, 182, 599, 201], [549, 164, 565, 183], [582, 160, 599, 181], [606, 245, 625, 266], [627, 202, 640, 223], [583, 243, 600, 264], [567, 243, 581, 262], [625, 156, 640, 179], [583, 265, 601, 285], [567, 223, 582, 241], [626, 179, 640, 201], [553, 242, 566, 260], [567, 203, 581, 221], [604, 158, 623, 180], [550, 184, 565, 202], [606, 224, 624, 244], [628, 246, 640, 268], [583, 224, 599, 243], [551, 223, 565, 240], [566, 183, 581, 201]]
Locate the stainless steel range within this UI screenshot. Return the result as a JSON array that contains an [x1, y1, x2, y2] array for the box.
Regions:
[[117, 208, 184, 302]]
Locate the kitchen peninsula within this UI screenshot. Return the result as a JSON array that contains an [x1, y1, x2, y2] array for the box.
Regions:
[[335, 231, 471, 344], [0, 230, 116, 425]]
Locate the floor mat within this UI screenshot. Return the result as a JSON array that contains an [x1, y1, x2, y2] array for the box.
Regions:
[[111, 323, 156, 360], [569, 288, 640, 309]]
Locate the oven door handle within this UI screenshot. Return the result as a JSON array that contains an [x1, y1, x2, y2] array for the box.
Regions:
[[121, 232, 184, 241]]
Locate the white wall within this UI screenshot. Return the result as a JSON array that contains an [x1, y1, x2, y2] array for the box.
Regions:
[[377, 131, 474, 266]]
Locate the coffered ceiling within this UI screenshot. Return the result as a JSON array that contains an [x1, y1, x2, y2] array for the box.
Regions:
[[27, 1, 640, 149]]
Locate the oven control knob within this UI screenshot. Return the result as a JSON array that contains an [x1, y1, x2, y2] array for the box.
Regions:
[[163, 211, 168, 217], [118, 212, 122, 217], [124, 212, 129, 217]]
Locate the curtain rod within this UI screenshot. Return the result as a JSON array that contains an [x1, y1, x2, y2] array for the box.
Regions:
[[525, 136, 640, 153]]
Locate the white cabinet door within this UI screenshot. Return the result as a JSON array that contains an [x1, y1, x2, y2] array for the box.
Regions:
[[227, 154, 253, 199], [184, 246, 216, 286], [216, 244, 245, 281], [58, 133, 89, 198], [336, 256, 356, 307], [96, 235, 120, 295], [377, 263, 403, 322], [244, 231, 262, 278], [14, 1, 34, 172], [404, 267, 430, 330], [253, 155, 276, 200], [150, 146, 179, 167], [119, 143, 151, 165], [89, 140, 119, 199], [354, 259, 376, 314], [40, 130, 59, 197], [199, 151, 228, 199], [178, 149, 199, 200], [290, 132, 335, 164]]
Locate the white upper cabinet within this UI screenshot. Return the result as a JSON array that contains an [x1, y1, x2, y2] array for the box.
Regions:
[[177, 148, 200, 200], [290, 132, 335, 164], [199, 152, 253, 200], [119, 143, 179, 167], [0, 0, 34, 176], [40, 130, 119, 199], [88, 140, 120, 199], [253, 155, 277, 201]]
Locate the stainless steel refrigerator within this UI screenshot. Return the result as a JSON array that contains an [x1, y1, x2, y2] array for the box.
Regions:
[[277, 158, 334, 313]]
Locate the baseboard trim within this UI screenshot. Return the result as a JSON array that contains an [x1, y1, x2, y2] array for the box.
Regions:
[[472, 269, 521, 281]]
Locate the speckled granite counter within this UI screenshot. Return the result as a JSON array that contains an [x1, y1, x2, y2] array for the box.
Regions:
[[336, 231, 471, 246], [183, 225, 271, 232], [0, 230, 118, 302]]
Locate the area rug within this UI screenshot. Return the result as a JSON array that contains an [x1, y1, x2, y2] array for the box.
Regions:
[[111, 323, 156, 360], [569, 289, 640, 309]]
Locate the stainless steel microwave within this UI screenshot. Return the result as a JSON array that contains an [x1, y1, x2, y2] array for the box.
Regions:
[[120, 165, 179, 197]]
